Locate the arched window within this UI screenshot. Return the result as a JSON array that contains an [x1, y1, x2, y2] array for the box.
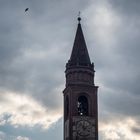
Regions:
[[77, 96, 88, 116]]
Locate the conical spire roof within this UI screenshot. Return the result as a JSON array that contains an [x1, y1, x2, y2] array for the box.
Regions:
[[68, 18, 91, 67]]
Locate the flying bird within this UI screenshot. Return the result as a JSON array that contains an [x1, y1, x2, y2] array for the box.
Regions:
[[25, 8, 29, 12]]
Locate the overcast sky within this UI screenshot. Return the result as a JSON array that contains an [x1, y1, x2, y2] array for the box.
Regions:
[[0, 0, 140, 140]]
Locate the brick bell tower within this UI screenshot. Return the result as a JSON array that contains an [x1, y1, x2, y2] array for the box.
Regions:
[[63, 17, 98, 140]]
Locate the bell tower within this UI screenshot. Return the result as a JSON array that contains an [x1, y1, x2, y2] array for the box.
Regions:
[[63, 17, 98, 140]]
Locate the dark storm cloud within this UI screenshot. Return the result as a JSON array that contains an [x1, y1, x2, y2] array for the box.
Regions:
[[81, 1, 140, 138], [102, 1, 140, 95], [0, 0, 97, 139], [101, 2, 140, 95], [92, 0, 140, 131], [1, 0, 140, 139], [0, 0, 91, 104], [109, 0, 140, 17]]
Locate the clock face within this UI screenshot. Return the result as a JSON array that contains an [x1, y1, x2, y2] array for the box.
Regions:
[[76, 120, 91, 137], [72, 116, 96, 139]]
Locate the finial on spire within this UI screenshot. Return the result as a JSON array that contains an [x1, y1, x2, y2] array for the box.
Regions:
[[77, 11, 81, 23]]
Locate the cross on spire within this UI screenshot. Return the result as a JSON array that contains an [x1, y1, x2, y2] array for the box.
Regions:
[[77, 11, 81, 23]]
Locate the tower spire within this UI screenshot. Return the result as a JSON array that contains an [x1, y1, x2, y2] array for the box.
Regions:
[[67, 16, 92, 68]]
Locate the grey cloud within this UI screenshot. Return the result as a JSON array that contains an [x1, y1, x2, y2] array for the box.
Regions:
[[84, 1, 140, 138], [109, 0, 140, 17], [92, 0, 140, 112], [0, 117, 63, 140], [131, 126, 140, 134], [0, 0, 93, 112], [0, 0, 140, 139]]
